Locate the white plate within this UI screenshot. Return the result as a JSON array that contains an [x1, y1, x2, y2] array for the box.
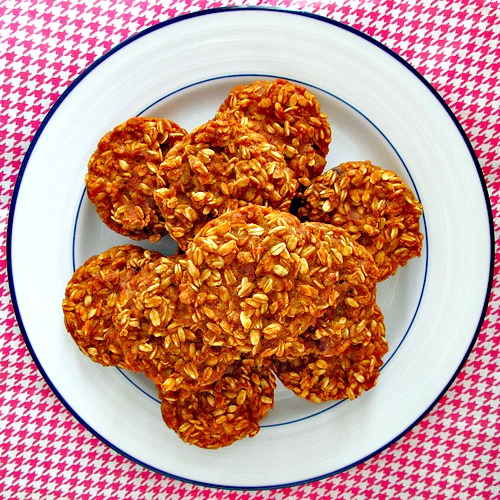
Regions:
[[8, 7, 493, 489]]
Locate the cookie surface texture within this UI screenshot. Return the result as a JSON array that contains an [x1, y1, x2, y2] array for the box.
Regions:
[[274, 304, 387, 402], [112, 254, 238, 391], [283, 221, 380, 358], [62, 244, 162, 368], [216, 79, 332, 186], [86, 117, 187, 242], [159, 357, 276, 449], [154, 118, 298, 250], [298, 161, 424, 280], [180, 206, 361, 357]]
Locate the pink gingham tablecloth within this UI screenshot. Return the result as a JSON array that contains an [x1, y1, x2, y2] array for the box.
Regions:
[[1, 0, 498, 498]]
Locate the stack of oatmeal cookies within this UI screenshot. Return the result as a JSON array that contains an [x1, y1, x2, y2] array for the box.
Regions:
[[63, 79, 423, 448]]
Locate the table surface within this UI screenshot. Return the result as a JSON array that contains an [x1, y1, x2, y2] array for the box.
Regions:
[[1, 0, 498, 498]]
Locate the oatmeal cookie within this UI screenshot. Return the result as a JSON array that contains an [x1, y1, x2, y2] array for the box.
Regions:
[[62, 244, 162, 368], [180, 206, 355, 357], [298, 161, 424, 280], [283, 221, 380, 358], [216, 79, 331, 186], [179, 205, 308, 357], [154, 118, 298, 251], [86, 117, 187, 242], [112, 254, 237, 391], [158, 356, 276, 448], [274, 304, 387, 402]]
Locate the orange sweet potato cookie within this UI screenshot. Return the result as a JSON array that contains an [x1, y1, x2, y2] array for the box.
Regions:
[[298, 273, 379, 358], [216, 79, 332, 186], [298, 161, 424, 280], [158, 356, 276, 449], [179, 205, 309, 357], [274, 304, 388, 402], [86, 117, 187, 242], [153, 118, 298, 251], [111, 254, 238, 391], [283, 221, 380, 358], [179, 207, 362, 358], [62, 244, 163, 369]]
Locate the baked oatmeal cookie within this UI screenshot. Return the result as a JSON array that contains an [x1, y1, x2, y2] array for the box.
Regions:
[[159, 356, 276, 448], [180, 206, 357, 357], [298, 161, 424, 280], [274, 304, 387, 402], [86, 117, 187, 242], [111, 254, 237, 391], [216, 79, 331, 186], [179, 205, 308, 357], [282, 221, 380, 358], [62, 244, 162, 368], [154, 118, 298, 251]]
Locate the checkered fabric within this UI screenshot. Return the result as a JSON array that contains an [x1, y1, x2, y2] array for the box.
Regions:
[[1, 0, 498, 498]]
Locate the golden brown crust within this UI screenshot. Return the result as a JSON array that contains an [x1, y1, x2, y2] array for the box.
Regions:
[[62, 244, 163, 368], [154, 118, 298, 250], [274, 305, 387, 402], [216, 79, 331, 186], [86, 117, 187, 242], [181, 205, 351, 358], [282, 221, 380, 358], [159, 357, 276, 448], [298, 161, 424, 280], [111, 254, 238, 391]]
